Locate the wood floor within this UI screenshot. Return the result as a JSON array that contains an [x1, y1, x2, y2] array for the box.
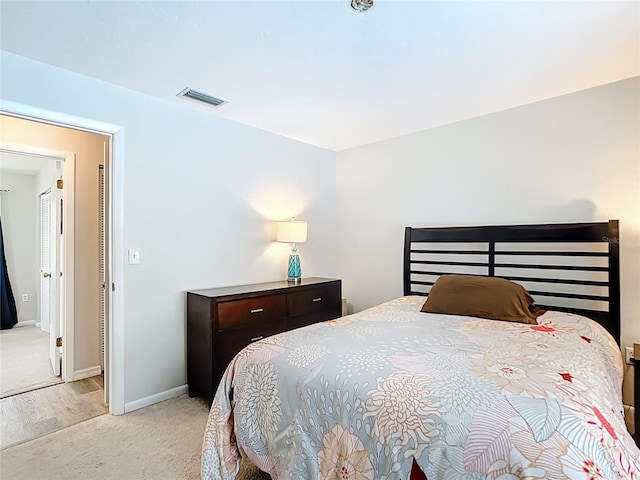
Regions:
[[0, 375, 107, 450]]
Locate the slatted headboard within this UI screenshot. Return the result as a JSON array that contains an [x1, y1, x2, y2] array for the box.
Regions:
[[403, 220, 620, 343]]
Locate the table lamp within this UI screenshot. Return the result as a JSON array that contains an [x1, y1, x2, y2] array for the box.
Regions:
[[276, 218, 308, 283]]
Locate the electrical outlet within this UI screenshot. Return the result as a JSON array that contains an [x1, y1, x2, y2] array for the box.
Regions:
[[21, 294, 28, 302], [625, 346, 634, 365]]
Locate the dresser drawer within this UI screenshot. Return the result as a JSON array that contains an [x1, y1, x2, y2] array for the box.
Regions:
[[187, 278, 341, 403], [217, 294, 287, 331], [288, 284, 341, 317], [217, 321, 287, 366]]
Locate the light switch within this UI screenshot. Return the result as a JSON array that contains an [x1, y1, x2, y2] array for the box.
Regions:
[[128, 249, 141, 265]]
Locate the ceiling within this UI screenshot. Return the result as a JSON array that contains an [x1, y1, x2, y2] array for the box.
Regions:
[[1, 1, 638, 151]]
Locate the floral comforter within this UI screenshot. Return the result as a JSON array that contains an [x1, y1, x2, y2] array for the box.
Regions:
[[202, 296, 640, 480]]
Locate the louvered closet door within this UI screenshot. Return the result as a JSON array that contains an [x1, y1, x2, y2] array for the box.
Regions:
[[99, 165, 106, 371], [40, 191, 52, 333]]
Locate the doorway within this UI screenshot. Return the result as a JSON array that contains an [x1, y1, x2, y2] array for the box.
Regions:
[[0, 151, 64, 398], [0, 105, 123, 415], [0, 116, 110, 407]]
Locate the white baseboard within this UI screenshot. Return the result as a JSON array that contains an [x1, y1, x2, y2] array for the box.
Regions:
[[73, 365, 102, 381], [124, 384, 188, 414], [15, 320, 37, 327]]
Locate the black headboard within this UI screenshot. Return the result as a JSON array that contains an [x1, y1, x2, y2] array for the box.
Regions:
[[403, 220, 620, 343]]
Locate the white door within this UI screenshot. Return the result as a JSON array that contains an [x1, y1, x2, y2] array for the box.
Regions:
[[51, 175, 63, 377], [40, 182, 62, 376], [39, 192, 52, 334]]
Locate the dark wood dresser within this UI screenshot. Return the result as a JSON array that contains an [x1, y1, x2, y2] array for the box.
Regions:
[[187, 277, 342, 402]]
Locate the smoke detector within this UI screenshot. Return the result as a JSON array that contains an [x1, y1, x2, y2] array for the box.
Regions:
[[177, 87, 227, 108], [351, 0, 374, 12]]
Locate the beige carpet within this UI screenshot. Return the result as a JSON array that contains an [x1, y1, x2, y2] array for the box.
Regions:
[[1, 394, 210, 479], [0, 324, 61, 398], [0, 393, 271, 480]]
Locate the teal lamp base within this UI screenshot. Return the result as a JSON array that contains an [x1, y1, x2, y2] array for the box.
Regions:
[[287, 252, 301, 283]]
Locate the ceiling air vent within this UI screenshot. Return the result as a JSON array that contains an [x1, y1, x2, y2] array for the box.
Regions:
[[177, 87, 227, 108]]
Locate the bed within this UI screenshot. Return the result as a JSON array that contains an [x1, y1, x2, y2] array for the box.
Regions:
[[201, 220, 640, 479]]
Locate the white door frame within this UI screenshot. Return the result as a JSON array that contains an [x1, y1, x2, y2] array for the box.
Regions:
[[2, 142, 75, 382], [0, 100, 125, 415]]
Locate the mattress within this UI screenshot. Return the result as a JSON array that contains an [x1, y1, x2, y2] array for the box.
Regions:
[[202, 296, 640, 479]]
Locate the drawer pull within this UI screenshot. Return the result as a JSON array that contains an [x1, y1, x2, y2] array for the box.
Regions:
[[250, 336, 264, 342], [250, 308, 264, 314], [312, 297, 322, 302]]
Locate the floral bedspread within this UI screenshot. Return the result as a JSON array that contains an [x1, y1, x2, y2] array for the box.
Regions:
[[202, 296, 640, 480]]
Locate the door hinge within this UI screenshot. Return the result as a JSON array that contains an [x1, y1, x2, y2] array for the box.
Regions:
[[57, 179, 63, 189], [56, 337, 63, 347], [112, 283, 116, 292]]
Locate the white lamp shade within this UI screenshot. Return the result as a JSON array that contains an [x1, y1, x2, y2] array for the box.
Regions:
[[277, 221, 308, 243]]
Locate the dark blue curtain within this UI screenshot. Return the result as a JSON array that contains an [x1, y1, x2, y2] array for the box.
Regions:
[[0, 216, 18, 329]]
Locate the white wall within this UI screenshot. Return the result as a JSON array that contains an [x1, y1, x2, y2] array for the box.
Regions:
[[0, 51, 339, 406], [337, 77, 639, 405], [34, 161, 57, 199], [0, 171, 38, 323]]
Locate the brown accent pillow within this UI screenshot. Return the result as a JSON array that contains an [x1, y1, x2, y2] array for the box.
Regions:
[[420, 275, 545, 324]]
